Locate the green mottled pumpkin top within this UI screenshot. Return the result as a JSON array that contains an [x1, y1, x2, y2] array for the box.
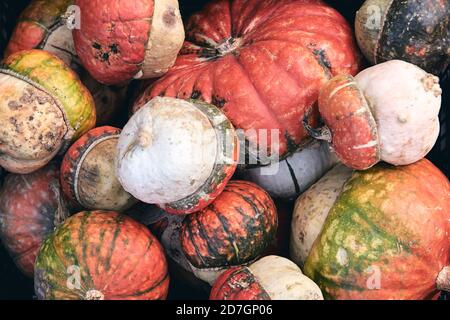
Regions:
[[19, 0, 73, 27], [303, 160, 449, 299], [1, 49, 96, 139]]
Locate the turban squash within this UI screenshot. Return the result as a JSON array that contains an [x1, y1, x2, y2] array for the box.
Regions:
[[73, 0, 185, 85], [210, 255, 323, 300], [310, 60, 442, 170], [135, 0, 361, 161], [4, 0, 129, 127], [299, 159, 450, 300], [60, 126, 137, 212], [356, 0, 450, 75], [136, 181, 278, 287], [116, 97, 239, 214], [0, 50, 96, 173]]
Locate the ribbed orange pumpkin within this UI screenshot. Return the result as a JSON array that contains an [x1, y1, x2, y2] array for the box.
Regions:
[[34, 211, 169, 300], [181, 181, 277, 269], [135, 0, 361, 160], [131, 181, 278, 287]]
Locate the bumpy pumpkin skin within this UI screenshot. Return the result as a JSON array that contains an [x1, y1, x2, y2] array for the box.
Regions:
[[4, 0, 77, 68], [0, 164, 69, 277], [210, 256, 323, 300], [135, 0, 361, 159], [73, 0, 184, 85], [61, 126, 136, 212], [181, 181, 278, 271], [356, 0, 450, 75], [35, 211, 169, 300], [304, 159, 450, 300], [290, 164, 353, 267], [117, 97, 238, 215], [0, 50, 96, 173]]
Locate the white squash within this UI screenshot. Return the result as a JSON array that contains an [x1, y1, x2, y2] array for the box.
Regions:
[[355, 60, 441, 165], [210, 255, 323, 300], [116, 97, 238, 214], [315, 60, 442, 170], [290, 164, 353, 267], [239, 140, 338, 200]]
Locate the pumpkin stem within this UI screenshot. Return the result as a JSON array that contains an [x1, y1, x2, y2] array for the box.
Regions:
[[302, 108, 332, 143], [436, 266, 450, 292], [85, 289, 105, 300]]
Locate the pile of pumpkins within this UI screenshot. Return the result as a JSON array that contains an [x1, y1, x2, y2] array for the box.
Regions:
[[0, 0, 448, 300]]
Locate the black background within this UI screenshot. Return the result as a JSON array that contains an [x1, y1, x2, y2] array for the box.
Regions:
[[0, 0, 448, 300]]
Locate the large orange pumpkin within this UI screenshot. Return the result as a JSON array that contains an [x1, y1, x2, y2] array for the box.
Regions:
[[135, 0, 361, 160], [304, 159, 450, 299], [34, 211, 169, 300]]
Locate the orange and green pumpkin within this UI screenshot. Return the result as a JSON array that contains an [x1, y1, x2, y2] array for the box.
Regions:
[[60, 126, 136, 212], [34, 210, 169, 300], [0, 49, 96, 173], [134, 181, 278, 287], [304, 159, 450, 300], [0, 164, 69, 277], [181, 180, 278, 271]]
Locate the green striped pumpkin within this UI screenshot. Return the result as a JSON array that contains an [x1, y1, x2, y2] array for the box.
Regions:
[[34, 210, 169, 300]]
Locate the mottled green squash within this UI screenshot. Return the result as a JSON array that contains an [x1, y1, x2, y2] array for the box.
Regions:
[[304, 160, 449, 300]]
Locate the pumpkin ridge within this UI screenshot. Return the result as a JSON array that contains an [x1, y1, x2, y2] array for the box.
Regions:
[[248, 12, 349, 46], [35, 235, 85, 299], [212, 205, 248, 264], [209, 204, 241, 264], [183, 218, 208, 267], [225, 189, 273, 255], [285, 158, 301, 195], [233, 55, 283, 141], [230, 181, 278, 230], [113, 272, 169, 299], [233, 0, 289, 38], [193, 212, 225, 265], [42, 227, 87, 296], [78, 212, 96, 290], [102, 234, 154, 293], [102, 214, 125, 273]]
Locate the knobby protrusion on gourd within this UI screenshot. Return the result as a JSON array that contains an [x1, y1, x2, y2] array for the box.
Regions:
[[137, 129, 152, 148]]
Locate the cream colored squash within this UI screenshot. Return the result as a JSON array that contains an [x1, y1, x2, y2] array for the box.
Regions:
[[248, 256, 323, 300], [355, 60, 441, 166], [290, 164, 353, 267]]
